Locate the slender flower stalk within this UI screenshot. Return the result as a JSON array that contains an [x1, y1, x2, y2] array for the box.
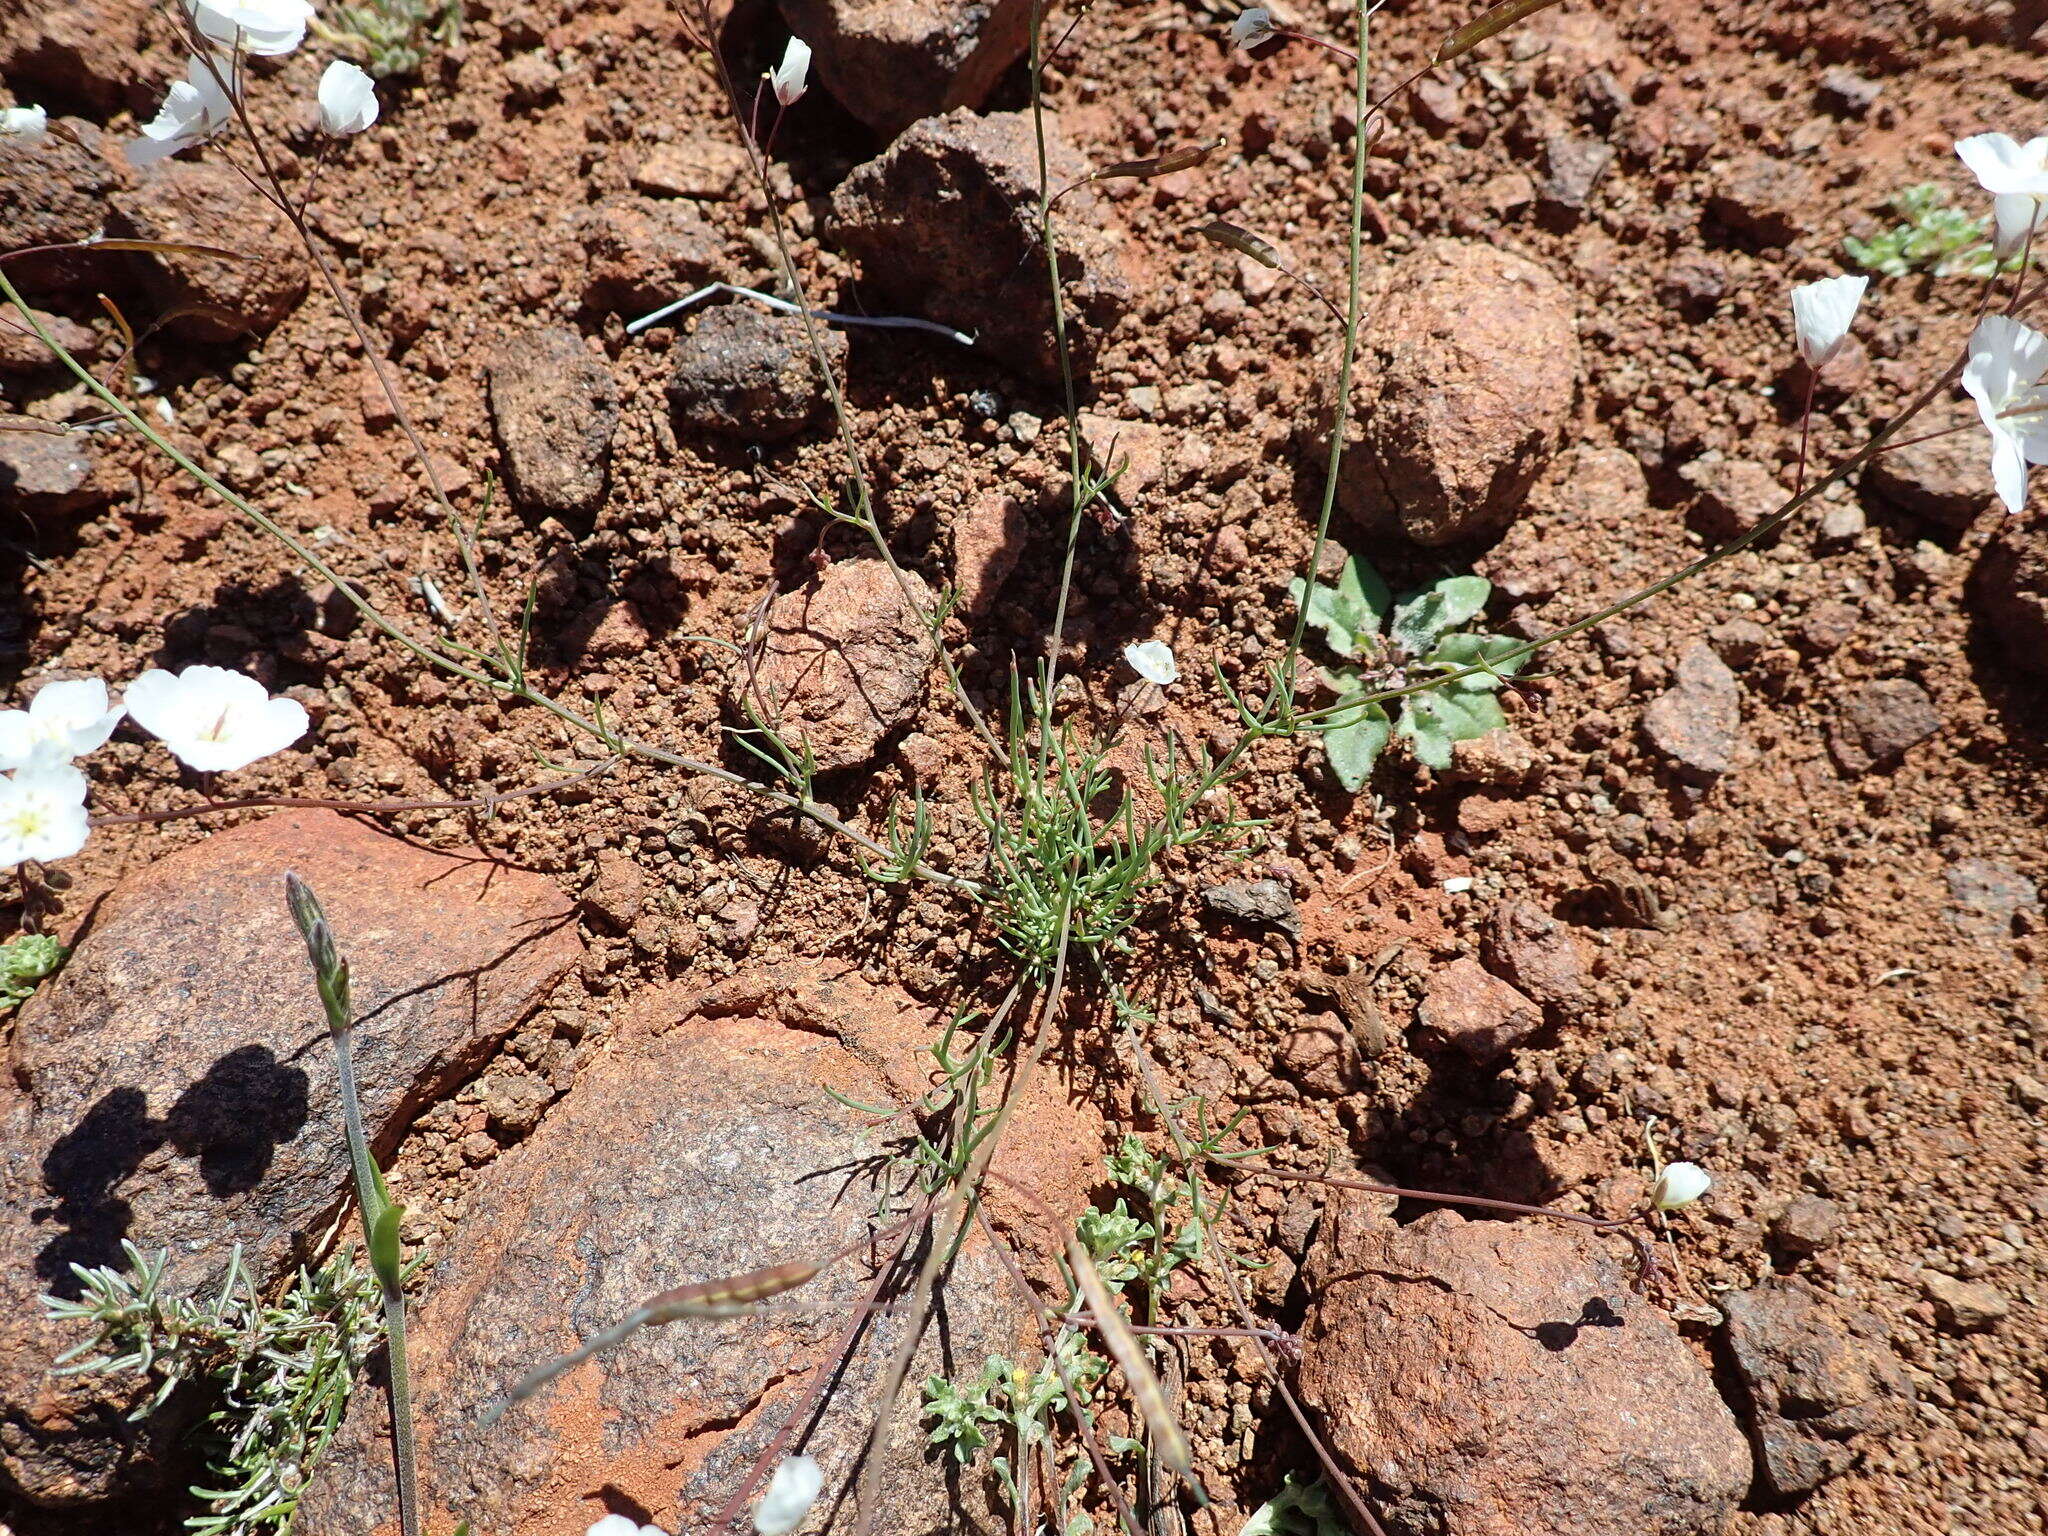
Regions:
[[284, 874, 420, 1536]]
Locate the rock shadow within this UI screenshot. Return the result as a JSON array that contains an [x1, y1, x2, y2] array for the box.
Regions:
[[31, 1045, 310, 1295]]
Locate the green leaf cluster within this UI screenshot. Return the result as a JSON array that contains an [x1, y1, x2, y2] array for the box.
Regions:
[[1289, 555, 1524, 791], [1844, 184, 2012, 279], [0, 933, 65, 1013]]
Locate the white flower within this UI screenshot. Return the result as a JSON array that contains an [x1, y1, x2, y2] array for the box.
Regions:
[[768, 38, 811, 108], [1962, 314, 2048, 514], [1229, 7, 1277, 49], [585, 1516, 666, 1536], [1956, 132, 2048, 199], [317, 60, 379, 135], [123, 664, 309, 773], [1789, 273, 1867, 371], [752, 1455, 823, 1536], [0, 765, 91, 868], [1993, 193, 2047, 260], [128, 55, 236, 167], [0, 104, 48, 140], [1650, 1161, 1712, 1211], [1123, 639, 1179, 687], [0, 679, 124, 772], [184, 0, 312, 56]]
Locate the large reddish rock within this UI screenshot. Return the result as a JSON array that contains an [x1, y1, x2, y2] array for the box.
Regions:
[[109, 161, 309, 342], [776, 0, 1033, 138], [0, 812, 578, 1508], [1298, 1200, 1751, 1536], [297, 977, 1048, 1536], [734, 559, 939, 771], [0, 119, 132, 295], [486, 327, 620, 520], [1971, 510, 2048, 678], [0, 0, 151, 114], [828, 109, 1131, 382], [1311, 240, 1580, 545]]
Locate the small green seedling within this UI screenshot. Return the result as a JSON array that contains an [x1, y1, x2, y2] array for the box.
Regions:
[[0, 933, 65, 1013], [1844, 183, 2009, 279], [1239, 1473, 1349, 1536], [1290, 554, 1523, 790]]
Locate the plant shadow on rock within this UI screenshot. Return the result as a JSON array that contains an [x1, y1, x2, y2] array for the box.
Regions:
[[32, 1045, 311, 1296]]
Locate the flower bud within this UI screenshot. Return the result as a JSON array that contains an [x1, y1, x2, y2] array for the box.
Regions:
[[1651, 1161, 1711, 1211]]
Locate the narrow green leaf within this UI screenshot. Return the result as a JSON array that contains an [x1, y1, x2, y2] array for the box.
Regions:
[[368, 1201, 405, 1294]]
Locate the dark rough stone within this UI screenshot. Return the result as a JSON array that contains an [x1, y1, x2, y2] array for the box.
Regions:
[[1641, 641, 1744, 784], [298, 982, 1029, 1536], [0, 303, 99, 373], [1681, 456, 1784, 541], [1299, 1201, 1751, 1536], [1944, 857, 2040, 944], [1863, 399, 1988, 528], [0, 417, 114, 523], [1201, 878, 1302, 941], [576, 194, 726, 316], [1770, 1195, 1844, 1257], [1314, 239, 1579, 546], [0, 120, 132, 295], [665, 305, 846, 441], [1540, 131, 1614, 219], [828, 109, 1130, 382], [1722, 1278, 1914, 1496], [109, 161, 309, 342], [734, 560, 938, 771], [1970, 510, 2048, 676], [486, 327, 620, 520], [0, 812, 578, 1508], [1416, 955, 1543, 1061], [1708, 154, 1813, 246], [1482, 898, 1587, 1014], [1827, 678, 1941, 776], [776, 0, 1033, 138]]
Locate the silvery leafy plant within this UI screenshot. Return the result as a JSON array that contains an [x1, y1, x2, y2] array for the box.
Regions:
[[1290, 554, 1523, 791]]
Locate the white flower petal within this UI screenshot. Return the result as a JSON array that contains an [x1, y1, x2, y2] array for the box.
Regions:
[[1650, 1161, 1711, 1211], [1992, 193, 2048, 260], [0, 104, 48, 140], [1229, 6, 1276, 48], [1956, 132, 2048, 197], [124, 664, 308, 773], [753, 1455, 823, 1536], [184, 0, 312, 56], [0, 764, 91, 867], [128, 57, 237, 166], [1992, 432, 2030, 514], [1789, 273, 1867, 370], [1123, 639, 1179, 687], [769, 37, 811, 108], [318, 59, 379, 134]]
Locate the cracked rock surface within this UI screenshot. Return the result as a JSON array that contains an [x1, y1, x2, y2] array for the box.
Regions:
[[1297, 1198, 1750, 1536], [298, 980, 1031, 1536]]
